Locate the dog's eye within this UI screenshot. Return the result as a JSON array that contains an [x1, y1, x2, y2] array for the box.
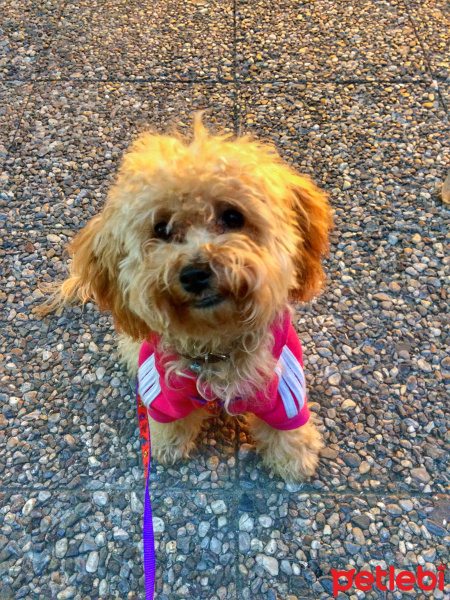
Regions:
[[154, 221, 172, 241], [221, 208, 245, 230]]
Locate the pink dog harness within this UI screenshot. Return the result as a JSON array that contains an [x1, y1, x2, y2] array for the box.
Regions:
[[137, 312, 310, 431]]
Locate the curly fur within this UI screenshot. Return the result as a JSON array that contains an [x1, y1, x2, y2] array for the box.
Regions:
[[44, 115, 332, 480]]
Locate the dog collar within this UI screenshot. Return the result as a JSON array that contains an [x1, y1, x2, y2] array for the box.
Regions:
[[183, 352, 230, 374]]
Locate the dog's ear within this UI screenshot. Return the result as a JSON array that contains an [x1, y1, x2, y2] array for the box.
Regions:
[[287, 175, 333, 302], [42, 213, 148, 339], [58, 215, 111, 308]]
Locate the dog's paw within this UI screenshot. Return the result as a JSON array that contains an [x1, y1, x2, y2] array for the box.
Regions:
[[249, 416, 323, 482], [152, 442, 195, 467], [148, 409, 208, 466], [151, 439, 197, 466], [277, 424, 322, 481], [265, 429, 322, 482]]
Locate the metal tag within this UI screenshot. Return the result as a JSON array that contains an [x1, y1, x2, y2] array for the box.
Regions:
[[188, 361, 202, 375]]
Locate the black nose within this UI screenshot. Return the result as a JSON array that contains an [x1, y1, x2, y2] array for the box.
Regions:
[[180, 266, 212, 295]]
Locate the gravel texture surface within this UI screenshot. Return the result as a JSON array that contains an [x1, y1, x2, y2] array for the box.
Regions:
[[1, 0, 65, 81], [441, 83, 450, 113], [407, 0, 450, 82], [236, 0, 430, 83], [236, 491, 450, 600], [44, 0, 235, 82], [0, 81, 32, 169], [1, 0, 449, 599]]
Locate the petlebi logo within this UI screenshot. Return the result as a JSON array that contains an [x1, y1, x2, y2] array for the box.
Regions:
[[331, 564, 446, 596]]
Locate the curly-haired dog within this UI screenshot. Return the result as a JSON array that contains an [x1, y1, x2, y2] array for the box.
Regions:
[[47, 116, 332, 481]]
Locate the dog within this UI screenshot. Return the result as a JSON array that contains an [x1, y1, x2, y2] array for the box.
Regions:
[[46, 115, 333, 481]]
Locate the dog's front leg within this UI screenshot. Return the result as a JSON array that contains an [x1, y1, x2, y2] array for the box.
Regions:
[[247, 414, 323, 482], [149, 409, 209, 465]]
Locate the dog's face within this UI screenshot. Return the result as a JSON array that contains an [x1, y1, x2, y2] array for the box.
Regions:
[[58, 120, 332, 344]]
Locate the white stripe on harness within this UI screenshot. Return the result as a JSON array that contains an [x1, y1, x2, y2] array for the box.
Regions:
[[274, 345, 307, 418], [138, 353, 161, 408]]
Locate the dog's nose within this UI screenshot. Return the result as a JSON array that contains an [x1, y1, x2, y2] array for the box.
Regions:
[[180, 266, 212, 295]]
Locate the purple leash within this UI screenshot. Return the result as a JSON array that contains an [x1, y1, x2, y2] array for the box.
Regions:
[[143, 452, 155, 599], [137, 384, 156, 600]]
